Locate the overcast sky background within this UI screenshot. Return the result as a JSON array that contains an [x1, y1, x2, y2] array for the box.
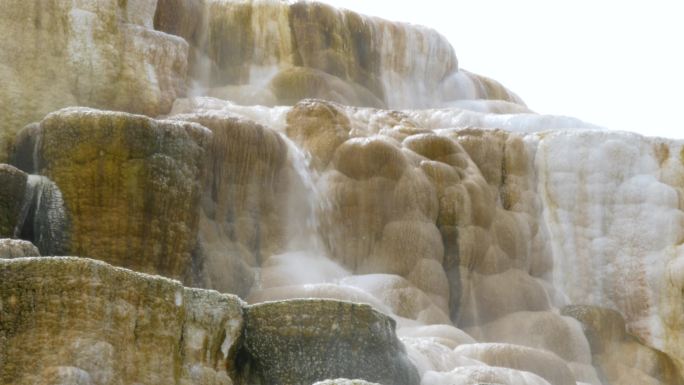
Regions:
[[322, 0, 684, 139]]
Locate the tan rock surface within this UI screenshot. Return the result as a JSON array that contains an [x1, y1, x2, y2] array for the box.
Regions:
[[563, 305, 684, 385], [170, 111, 289, 296], [0, 0, 188, 161], [154, 0, 522, 109], [0, 239, 40, 258], [0, 257, 244, 385], [16, 108, 210, 279]]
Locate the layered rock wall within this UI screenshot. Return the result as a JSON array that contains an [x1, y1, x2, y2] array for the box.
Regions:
[[0, 257, 243, 385], [0, 0, 188, 161], [12, 108, 210, 279], [0, 258, 418, 385], [1, 1, 684, 385], [153, 0, 521, 109]]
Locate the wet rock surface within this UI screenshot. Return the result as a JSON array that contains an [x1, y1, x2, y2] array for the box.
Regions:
[[13, 108, 210, 279], [1, 1, 684, 384], [0, 257, 243, 385], [0, 164, 27, 237], [237, 299, 420, 385]]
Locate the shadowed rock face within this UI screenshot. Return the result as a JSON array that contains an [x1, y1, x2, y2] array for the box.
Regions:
[[11, 108, 210, 279], [0, 164, 69, 255], [169, 112, 290, 297], [0, 257, 244, 385], [0, 164, 27, 237], [237, 299, 420, 385]]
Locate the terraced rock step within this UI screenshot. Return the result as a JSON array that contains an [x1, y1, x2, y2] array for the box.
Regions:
[[0, 257, 419, 385]]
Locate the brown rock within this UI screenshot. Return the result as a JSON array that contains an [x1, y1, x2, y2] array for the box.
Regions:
[[0, 164, 27, 237], [0, 257, 244, 385], [0, 0, 188, 161], [171, 111, 289, 295], [24, 108, 210, 279]]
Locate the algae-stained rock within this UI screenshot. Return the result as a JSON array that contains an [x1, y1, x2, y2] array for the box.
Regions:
[[155, 1, 521, 110], [0, 0, 188, 161], [270, 67, 385, 108], [170, 111, 289, 296], [285, 99, 352, 170], [0, 164, 27, 237], [0, 239, 39, 258], [238, 299, 420, 385], [24, 108, 210, 279], [0, 257, 243, 385]]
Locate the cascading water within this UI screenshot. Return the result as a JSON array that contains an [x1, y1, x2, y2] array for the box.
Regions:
[[1, 0, 683, 384], [16, 175, 69, 256]]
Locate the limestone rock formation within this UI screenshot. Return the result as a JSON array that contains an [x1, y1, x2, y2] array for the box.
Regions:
[[0, 257, 244, 385], [153, 0, 521, 109], [169, 111, 290, 296], [237, 299, 420, 385], [15, 175, 70, 256], [12, 108, 210, 279], [0, 0, 188, 161], [0, 164, 27, 237], [0, 239, 40, 258], [2, 1, 684, 385], [0, 162, 70, 254], [422, 366, 553, 385], [563, 305, 684, 385], [537, 131, 684, 361], [453, 343, 576, 385]]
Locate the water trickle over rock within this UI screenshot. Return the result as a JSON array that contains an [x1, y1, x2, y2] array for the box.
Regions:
[[1, 1, 683, 385]]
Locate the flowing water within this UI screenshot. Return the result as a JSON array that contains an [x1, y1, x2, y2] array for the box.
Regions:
[[3, 0, 683, 383]]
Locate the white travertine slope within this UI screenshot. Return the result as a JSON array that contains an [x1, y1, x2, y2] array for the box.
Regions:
[[537, 130, 684, 360]]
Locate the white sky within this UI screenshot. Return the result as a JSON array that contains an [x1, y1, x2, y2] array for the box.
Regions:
[[321, 0, 684, 139]]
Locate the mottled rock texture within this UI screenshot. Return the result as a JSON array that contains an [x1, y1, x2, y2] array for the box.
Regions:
[[0, 164, 27, 237], [2, 0, 684, 384], [283, 99, 546, 328], [154, 0, 521, 109], [562, 305, 684, 385], [0, 0, 188, 161], [169, 111, 289, 296], [15, 175, 70, 256], [0, 239, 40, 258], [14, 108, 210, 279], [0, 257, 244, 385], [237, 299, 420, 385]]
